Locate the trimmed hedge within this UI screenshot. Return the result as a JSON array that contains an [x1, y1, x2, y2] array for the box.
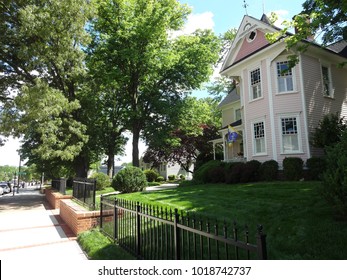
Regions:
[[283, 157, 304, 181], [259, 160, 278, 181], [112, 166, 147, 193], [89, 172, 111, 191], [193, 160, 224, 184], [144, 169, 159, 182]]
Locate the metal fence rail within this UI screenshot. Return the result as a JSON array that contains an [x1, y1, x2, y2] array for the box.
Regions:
[[51, 178, 67, 194], [100, 196, 267, 260], [72, 177, 96, 210]]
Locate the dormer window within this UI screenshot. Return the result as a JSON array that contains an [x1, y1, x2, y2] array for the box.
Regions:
[[247, 30, 257, 42]]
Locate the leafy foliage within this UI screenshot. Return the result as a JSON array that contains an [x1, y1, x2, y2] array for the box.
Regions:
[[89, 0, 221, 166], [112, 166, 147, 193], [321, 130, 347, 218], [259, 160, 279, 181], [306, 157, 326, 180], [266, 0, 347, 66], [283, 157, 304, 181], [143, 169, 159, 183], [89, 172, 111, 191], [311, 113, 346, 150]]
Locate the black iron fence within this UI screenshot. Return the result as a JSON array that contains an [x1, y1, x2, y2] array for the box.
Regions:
[[100, 195, 267, 260], [51, 178, 67, 194], [72, 177, 96, 210]]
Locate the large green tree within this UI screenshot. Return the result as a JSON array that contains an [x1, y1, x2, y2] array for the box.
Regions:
[[143, 96, 221, 173], [89, 0, 221, 167], [0, 0, 94, 177]]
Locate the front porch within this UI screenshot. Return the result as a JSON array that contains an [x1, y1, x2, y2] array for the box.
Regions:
[[210, 120, 246, 163]]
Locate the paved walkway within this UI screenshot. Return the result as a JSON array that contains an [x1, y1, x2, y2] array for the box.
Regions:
[[0, 185, 88, 260]]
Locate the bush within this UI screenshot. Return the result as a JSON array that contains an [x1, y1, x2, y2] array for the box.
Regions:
[[283, 157, 304, 181], [306, 157, 326, 180], [193, 160, 224, 184], [112, 166, 147, 193], [321, 130, 347, 218], [168, 175, 176, 181], [144, 169, 159, 182], [225, 162, 245, 184], [240, 160, 261, 183], [156, 176, 165, 182], [259, 160, 279, 181], [89, 172, 111, 191], [207, 166, 226, 183], [179, 174, 186, 180]]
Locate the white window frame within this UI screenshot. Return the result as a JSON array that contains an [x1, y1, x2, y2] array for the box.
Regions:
[[249, 67, 262, 101], [321, 64, 333, 98], [276, 60, 295, 93], [251, 119, 267, 156], [279, 114, 302, 154], [235, 108, 241, 121]]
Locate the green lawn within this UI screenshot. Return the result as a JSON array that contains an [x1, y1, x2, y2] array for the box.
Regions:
[[117, 181, 347, 260]]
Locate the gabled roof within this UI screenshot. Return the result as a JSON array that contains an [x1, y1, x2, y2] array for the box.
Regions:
[[221, 14, 347, 75], [220, 14, 278, 73], [218, 88, 240, 108], [327, 40, 347, 58]]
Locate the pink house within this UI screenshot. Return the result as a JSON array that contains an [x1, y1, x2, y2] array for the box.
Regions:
[[211, 15, 347, 166]]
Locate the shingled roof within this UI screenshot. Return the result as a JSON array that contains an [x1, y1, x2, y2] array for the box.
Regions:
[[218, 88, 240, 108]]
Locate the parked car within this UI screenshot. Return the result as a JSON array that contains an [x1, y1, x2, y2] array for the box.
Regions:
[[0, 182, 11, 194]]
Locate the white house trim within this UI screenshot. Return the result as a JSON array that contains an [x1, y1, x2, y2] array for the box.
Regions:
[[266, 58, 277, 161], [299, 54, 311, 159]]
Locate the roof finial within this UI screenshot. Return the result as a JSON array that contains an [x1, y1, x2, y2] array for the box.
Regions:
[[242, 0, 248, 15], [262, 0, 265, 14]]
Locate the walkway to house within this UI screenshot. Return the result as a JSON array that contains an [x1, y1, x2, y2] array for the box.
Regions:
[[0, 185, 87, 260]]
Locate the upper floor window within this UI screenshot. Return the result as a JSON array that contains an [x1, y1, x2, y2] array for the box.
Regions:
[[235, 108, 241, 121], [250, 68, 262, 100], [253, 121, 266, 155], [280, 116, 301, 153], [322, 66, 332, 97], [277, 61, 293, 93]]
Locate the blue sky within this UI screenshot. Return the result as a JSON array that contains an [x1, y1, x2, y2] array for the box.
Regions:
[[0, 0, 307, 166]]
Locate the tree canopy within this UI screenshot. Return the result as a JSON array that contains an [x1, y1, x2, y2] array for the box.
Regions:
[[88, 0, 221, 167]]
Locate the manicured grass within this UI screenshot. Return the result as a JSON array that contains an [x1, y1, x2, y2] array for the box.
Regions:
[[77, 228, 136, 260], [117, 181, 347, 260]]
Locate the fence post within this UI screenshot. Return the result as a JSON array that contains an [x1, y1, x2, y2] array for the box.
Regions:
[[256, 225, 267, 260], [136, 202, 141, 258], [59, 178, 66, 195], [100, 195, 103, 229], [92, 179, 96, 210], [173, 209, 181, 260], [114, 198, 118, 241]]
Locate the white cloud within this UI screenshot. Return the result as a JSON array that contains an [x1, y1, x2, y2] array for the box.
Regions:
[[171, 12, 215, 37]]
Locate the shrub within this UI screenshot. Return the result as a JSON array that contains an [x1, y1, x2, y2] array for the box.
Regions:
[[306, 157, 326, 180], [168, 175, 176, 181], [207, 166, 226, 183], [112, 166, 147, 193], [156, 176, 165, 182], [89, 172, 111, 191], [259, 160, 279, 181], [225, 162, 245, 184], [240, 160, 261, 183], [193, 160, 223, 184], [144, 169, 159, 182], [283, 157, 304, 181], [179, 174, 186, 180], [321, 130, 347, 218]]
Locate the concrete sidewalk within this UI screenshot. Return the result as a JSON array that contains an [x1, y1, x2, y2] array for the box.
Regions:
[[0, 186, 88, 260]]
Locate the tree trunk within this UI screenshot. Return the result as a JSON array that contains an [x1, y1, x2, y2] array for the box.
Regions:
[[73, 154, 89, 178], [132, 125, 140, 167], [106, 153, 114, 178]]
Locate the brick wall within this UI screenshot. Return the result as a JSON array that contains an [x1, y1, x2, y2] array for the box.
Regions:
[[59, 199, 100, 235], [45, 188, 73, 209]]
